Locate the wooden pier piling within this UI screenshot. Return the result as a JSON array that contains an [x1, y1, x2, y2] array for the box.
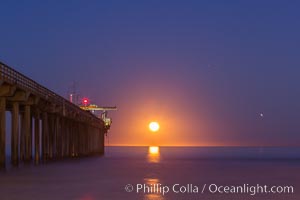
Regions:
[[0, 62, 106, 168]]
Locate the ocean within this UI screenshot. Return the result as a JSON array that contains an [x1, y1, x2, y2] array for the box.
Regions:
[[0, 146, 299, 200]]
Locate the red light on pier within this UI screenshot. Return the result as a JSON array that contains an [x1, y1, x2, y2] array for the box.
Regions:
[[82, 98, 89, 106]]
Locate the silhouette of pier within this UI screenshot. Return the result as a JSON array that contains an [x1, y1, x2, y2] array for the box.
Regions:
[[0, 61, 105, 167]]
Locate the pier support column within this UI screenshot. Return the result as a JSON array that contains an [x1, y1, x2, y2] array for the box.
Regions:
[[100, 129, 103, 154], [78, 123, 81, 156], [24, 105, 31, 162], [100, 128, 105, 155], [92, 128, 95, 154], [20, 113, 25, 161], [94, 128, 98, 154], [11, 102, 19, 166], [75, 122, 79, 157], [60, 117, 65, 158], [63, 119, 68, 157], [48, 114, 54, 159], [0, 98, 6, 167], [42, 112, 48, 161], [34, 109, 40, 164], [87, 125, 90, 155], [53, 115, 57, 159], [93, 127, 97, 154], [70, 120, 75, 157], [61, 118, 68, 158], [57, 116, 62, 159]]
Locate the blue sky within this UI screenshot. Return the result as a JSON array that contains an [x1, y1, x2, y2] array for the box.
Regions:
[[1, 1, 300, 146]]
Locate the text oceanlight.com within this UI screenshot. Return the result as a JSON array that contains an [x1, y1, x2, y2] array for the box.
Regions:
[[124, 183, 294, 196]]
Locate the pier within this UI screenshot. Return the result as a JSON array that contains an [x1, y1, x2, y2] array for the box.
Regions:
[[0, 61, 106, 168]]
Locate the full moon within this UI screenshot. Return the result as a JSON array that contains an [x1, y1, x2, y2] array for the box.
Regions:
[[149, 122, 160, 132]]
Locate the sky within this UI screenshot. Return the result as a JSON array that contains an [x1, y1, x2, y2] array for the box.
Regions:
[[1, 0, 300, 146]]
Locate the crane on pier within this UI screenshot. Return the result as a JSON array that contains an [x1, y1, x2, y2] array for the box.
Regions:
[[78, 98, 117, 132]]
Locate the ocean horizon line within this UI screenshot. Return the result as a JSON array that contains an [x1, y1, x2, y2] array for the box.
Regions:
[[106, 145, 300, 148]]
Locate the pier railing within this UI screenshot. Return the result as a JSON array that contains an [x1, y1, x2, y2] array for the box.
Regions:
[[0, 61, 100, 121]]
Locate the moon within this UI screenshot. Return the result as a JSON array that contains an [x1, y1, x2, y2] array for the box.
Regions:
[[149, 122, 160, 132]]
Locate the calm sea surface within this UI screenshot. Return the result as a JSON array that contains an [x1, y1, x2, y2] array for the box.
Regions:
[[0, 146, 300, 200]]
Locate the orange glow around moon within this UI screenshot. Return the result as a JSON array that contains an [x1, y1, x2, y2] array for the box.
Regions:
[[149, 122, 160, 132]]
